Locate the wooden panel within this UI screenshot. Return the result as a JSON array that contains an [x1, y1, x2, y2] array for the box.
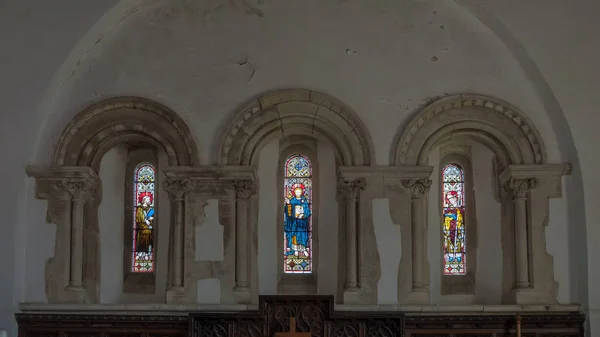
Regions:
[[189, 296, 404, 337], [16, 314, 187, 337], [404, 313, 585, 337], [16, 296, 585, 337]]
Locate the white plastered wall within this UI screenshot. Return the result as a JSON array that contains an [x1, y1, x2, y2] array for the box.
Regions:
[[2, 0, 598, 334]]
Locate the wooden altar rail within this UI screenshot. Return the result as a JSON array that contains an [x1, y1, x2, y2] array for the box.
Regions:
[[16, 312, 585, 337]]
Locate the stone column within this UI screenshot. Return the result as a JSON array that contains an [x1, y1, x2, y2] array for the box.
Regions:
[[163, 178, 193, 294], [402, 178, 432, 292], [57, 180, 96, 302], [505, 178, 536, 289], [338, 178, 366, 292], [229, 180, 256, 303]]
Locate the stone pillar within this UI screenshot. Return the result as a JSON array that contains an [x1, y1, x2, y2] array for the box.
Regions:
[[402, 178, 432, 294], [163, 178, 193, 301], [228, 180, 256, 303], [499, 164, 570, 304], [338, 178, 366, 301], [505, 178, 536, 289], [54, 180, 96, 303]]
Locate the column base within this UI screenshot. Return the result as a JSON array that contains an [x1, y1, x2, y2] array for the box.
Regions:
[[233, 286, 252, 304], [63, 285, 90, 304], [405, 287, 430, 304], [505, 287, 550, 304], [342, 287, 361, 304], [166, 286, 186, 304]]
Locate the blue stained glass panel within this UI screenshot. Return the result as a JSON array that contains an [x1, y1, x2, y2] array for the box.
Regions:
[[283, 154, 313, 273]]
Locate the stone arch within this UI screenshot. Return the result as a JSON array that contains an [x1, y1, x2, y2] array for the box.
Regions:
[[54, 96, 199, 167], [393, 94, 547, 167], [30, 96, 199, 304], [218, 89, 374, 302], [392, 94, 566, 305], [219, 89, 375, 166]]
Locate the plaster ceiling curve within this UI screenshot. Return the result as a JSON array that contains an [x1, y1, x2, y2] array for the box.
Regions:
[[451, 3, 587, 305], [31, 0, 572, 167], [30, 0, 146, 166]]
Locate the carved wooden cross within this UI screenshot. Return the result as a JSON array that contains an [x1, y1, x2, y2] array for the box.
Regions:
[[275, 317, 311, 337]]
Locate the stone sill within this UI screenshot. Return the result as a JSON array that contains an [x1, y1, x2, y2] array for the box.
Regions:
[[19, 303, 580, 315]]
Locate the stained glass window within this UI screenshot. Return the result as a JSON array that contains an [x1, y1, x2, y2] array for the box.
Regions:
[[283, 154, 313, 273], [132, 163, 155, 273], [442, 163, 467, 275]]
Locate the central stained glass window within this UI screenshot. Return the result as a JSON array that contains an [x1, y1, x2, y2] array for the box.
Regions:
[[283, 154, 313, 273]]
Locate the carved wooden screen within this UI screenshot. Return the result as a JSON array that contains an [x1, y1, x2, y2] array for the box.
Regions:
[[189, 295, 404, 337], [15, 296, 585, 337], [403, 314, 585, 337]]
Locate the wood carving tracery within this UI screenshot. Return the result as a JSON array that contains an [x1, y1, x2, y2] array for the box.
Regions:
[[190, 296, 404, 337], [16, 296, 585, 337]]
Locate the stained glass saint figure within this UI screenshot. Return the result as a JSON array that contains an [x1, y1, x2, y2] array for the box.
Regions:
[[442, 163, 466, 275], [132, 163, 155, 272], [283, 154, 313, 273]]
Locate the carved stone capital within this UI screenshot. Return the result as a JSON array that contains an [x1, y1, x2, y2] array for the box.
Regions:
[[504, 178, 537, 199], [338, 178, 366, 201], [51, 180, 97, 202], [227, 180, 257, 200], [401, 179, 432, 199], [163, 178, 194, 200]]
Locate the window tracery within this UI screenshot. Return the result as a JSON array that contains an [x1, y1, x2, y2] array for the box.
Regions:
[[283, 154, 313, 274], [442, 163, 467, 275], [132, 163, 156, 273]]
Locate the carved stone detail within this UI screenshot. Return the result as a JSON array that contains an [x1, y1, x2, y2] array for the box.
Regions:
[[401, 179, 432, 199], [504, 178, 537, 199], [394, 94, 547, 165], [219, 89, 375, 166], [163, 178, 194, 199], [54, 96, 199, 167], [337, 178, 366, 201], [227, 180, 257, 200], [51, 180, 97, 202]]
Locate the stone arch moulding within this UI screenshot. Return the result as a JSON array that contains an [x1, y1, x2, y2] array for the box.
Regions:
[[394, 94, 547, 167], [54, 96, 199, 168], [391, 93, 572, 305], [219, 89, 375, 166], [26, 96, 200, 304]]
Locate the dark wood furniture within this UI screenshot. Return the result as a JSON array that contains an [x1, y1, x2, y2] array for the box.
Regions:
[[16, 296, 585, 337]]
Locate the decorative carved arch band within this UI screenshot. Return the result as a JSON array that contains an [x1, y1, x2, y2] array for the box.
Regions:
[[393, 94, 547, 166], [219, 89, 375, 165], [54, 96, 199, 167]]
